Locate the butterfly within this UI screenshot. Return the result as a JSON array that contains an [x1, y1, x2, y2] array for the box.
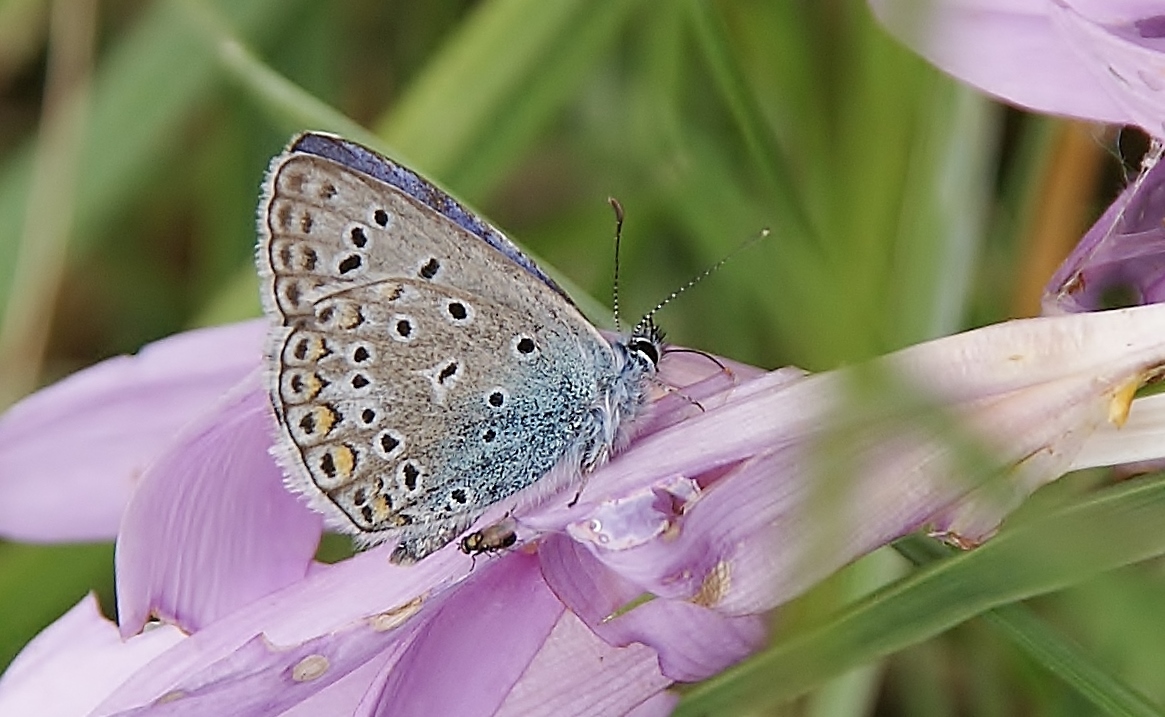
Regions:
[[256, 132, 662, 563]]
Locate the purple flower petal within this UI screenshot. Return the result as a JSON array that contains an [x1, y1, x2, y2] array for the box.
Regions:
[[94, 546, 470, 714], [97, 608, 416, 716], [538, 534, 646, 626], [14, 302, 1165, 715], [0, 595, 184, 717], [495, 612, 672, 717], [115, 372, 322, 636], [1052, 1, 1165, 137], [366, 552, 563, 717], [559, 306, 1165, 617], [1074, 392, 1165, 468], [623, 692, 680, 717], [869, 0, 1132, 124], [279, 658, 388, 717], [595, 600, 767, 682], [1044, 152, 1165, 313], [538, 532, 765, 682], [93, 547, 670, 716], [870, 0, 1165, 136], [0, 320, 264, 542]]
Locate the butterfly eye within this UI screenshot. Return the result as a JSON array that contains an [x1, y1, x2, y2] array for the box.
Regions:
[[628, 337, 659, 367], [309, 443, 357, 489], [281, 370, 323, 402], [275, 242, 318, 272], [316, 300, 364, 330]]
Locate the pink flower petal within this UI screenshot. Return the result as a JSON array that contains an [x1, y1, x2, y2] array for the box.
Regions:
[[0, 320, 263, 542], [365, 552, 564, 716], [93, 612, 413, 716], [94, 552, 576, 716], [1043, 153, 1165, 313], [538, 532, 764, 682], [95, 546, 471, 714], [1052, 1, 1165, 137], [595, 600, 767, 682], [1074, 392, 1165, 469], [496, 612, 672, 717], [565, 306, 1165, 616], [869, 0, 1131, 124], [115, 373, 322, 636], [624, 692, 680, 717], [538, 534, 646, 626], [1069, 1, 1165, 25], [280, 658, 387, 717], [0, 595, 184, 717]]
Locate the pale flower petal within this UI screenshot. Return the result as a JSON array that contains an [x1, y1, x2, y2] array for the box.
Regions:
[[869, 0, 1130, 124], [0, 595, 184, 717], [365, 552, 563, 717], [1043, 148, 1165, 313], [870, 0, 1165, 136], [9, 303, 1165, 714], [495, 612, 671, 717], [115, 373, 323, 636], [0, 321, 263, 542], [1072, 391, 1165, 469], [564, 305, 1165, 617]]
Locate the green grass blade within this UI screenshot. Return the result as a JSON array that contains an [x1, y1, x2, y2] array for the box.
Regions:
[[377, 0, 642, 200], [0, 542, 114, 672], [0, 0, 307, 347], [684, 0, 817, 248]]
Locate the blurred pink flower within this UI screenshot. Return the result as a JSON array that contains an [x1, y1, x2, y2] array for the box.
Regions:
[[4, 304, 1165, 714], [1044, 148, 1165, 313], [871, 2, 1165, 318], [869, 0, 1165, 138]]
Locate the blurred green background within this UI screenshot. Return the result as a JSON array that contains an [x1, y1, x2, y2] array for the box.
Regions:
[[4, 0, 1165, 714]]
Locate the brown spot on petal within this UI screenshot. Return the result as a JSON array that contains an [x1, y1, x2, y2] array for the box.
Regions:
[[369, 596, 425, 632], [931, 530, 982, 551], [291, 654, 329, 682], [1109, 376, 1142, 427], [690, 560, 731, 608], [154, 691, 185, 705]]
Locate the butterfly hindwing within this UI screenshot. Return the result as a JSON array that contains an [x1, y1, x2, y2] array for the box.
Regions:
[[258, 136, 617, 561]]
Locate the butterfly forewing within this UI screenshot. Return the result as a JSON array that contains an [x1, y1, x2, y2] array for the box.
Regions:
[[258, 140, 616, 561]]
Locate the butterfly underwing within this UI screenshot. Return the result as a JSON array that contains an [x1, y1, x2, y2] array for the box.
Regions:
[[257, 132, 662, 563]]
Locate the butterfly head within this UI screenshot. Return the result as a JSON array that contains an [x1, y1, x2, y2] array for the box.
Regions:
[[625, 316, 664, 372]]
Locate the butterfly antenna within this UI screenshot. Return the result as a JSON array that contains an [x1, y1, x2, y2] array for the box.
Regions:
[[634, 227, 770, 333], [609, 197, 626, 332]]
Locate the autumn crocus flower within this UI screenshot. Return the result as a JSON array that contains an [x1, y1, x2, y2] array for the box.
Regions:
[[869, 1, 1165, 315], [1043, 149, 1165, 313], [869, 0, 1165, 138], [4, 304, 1165, 715]]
